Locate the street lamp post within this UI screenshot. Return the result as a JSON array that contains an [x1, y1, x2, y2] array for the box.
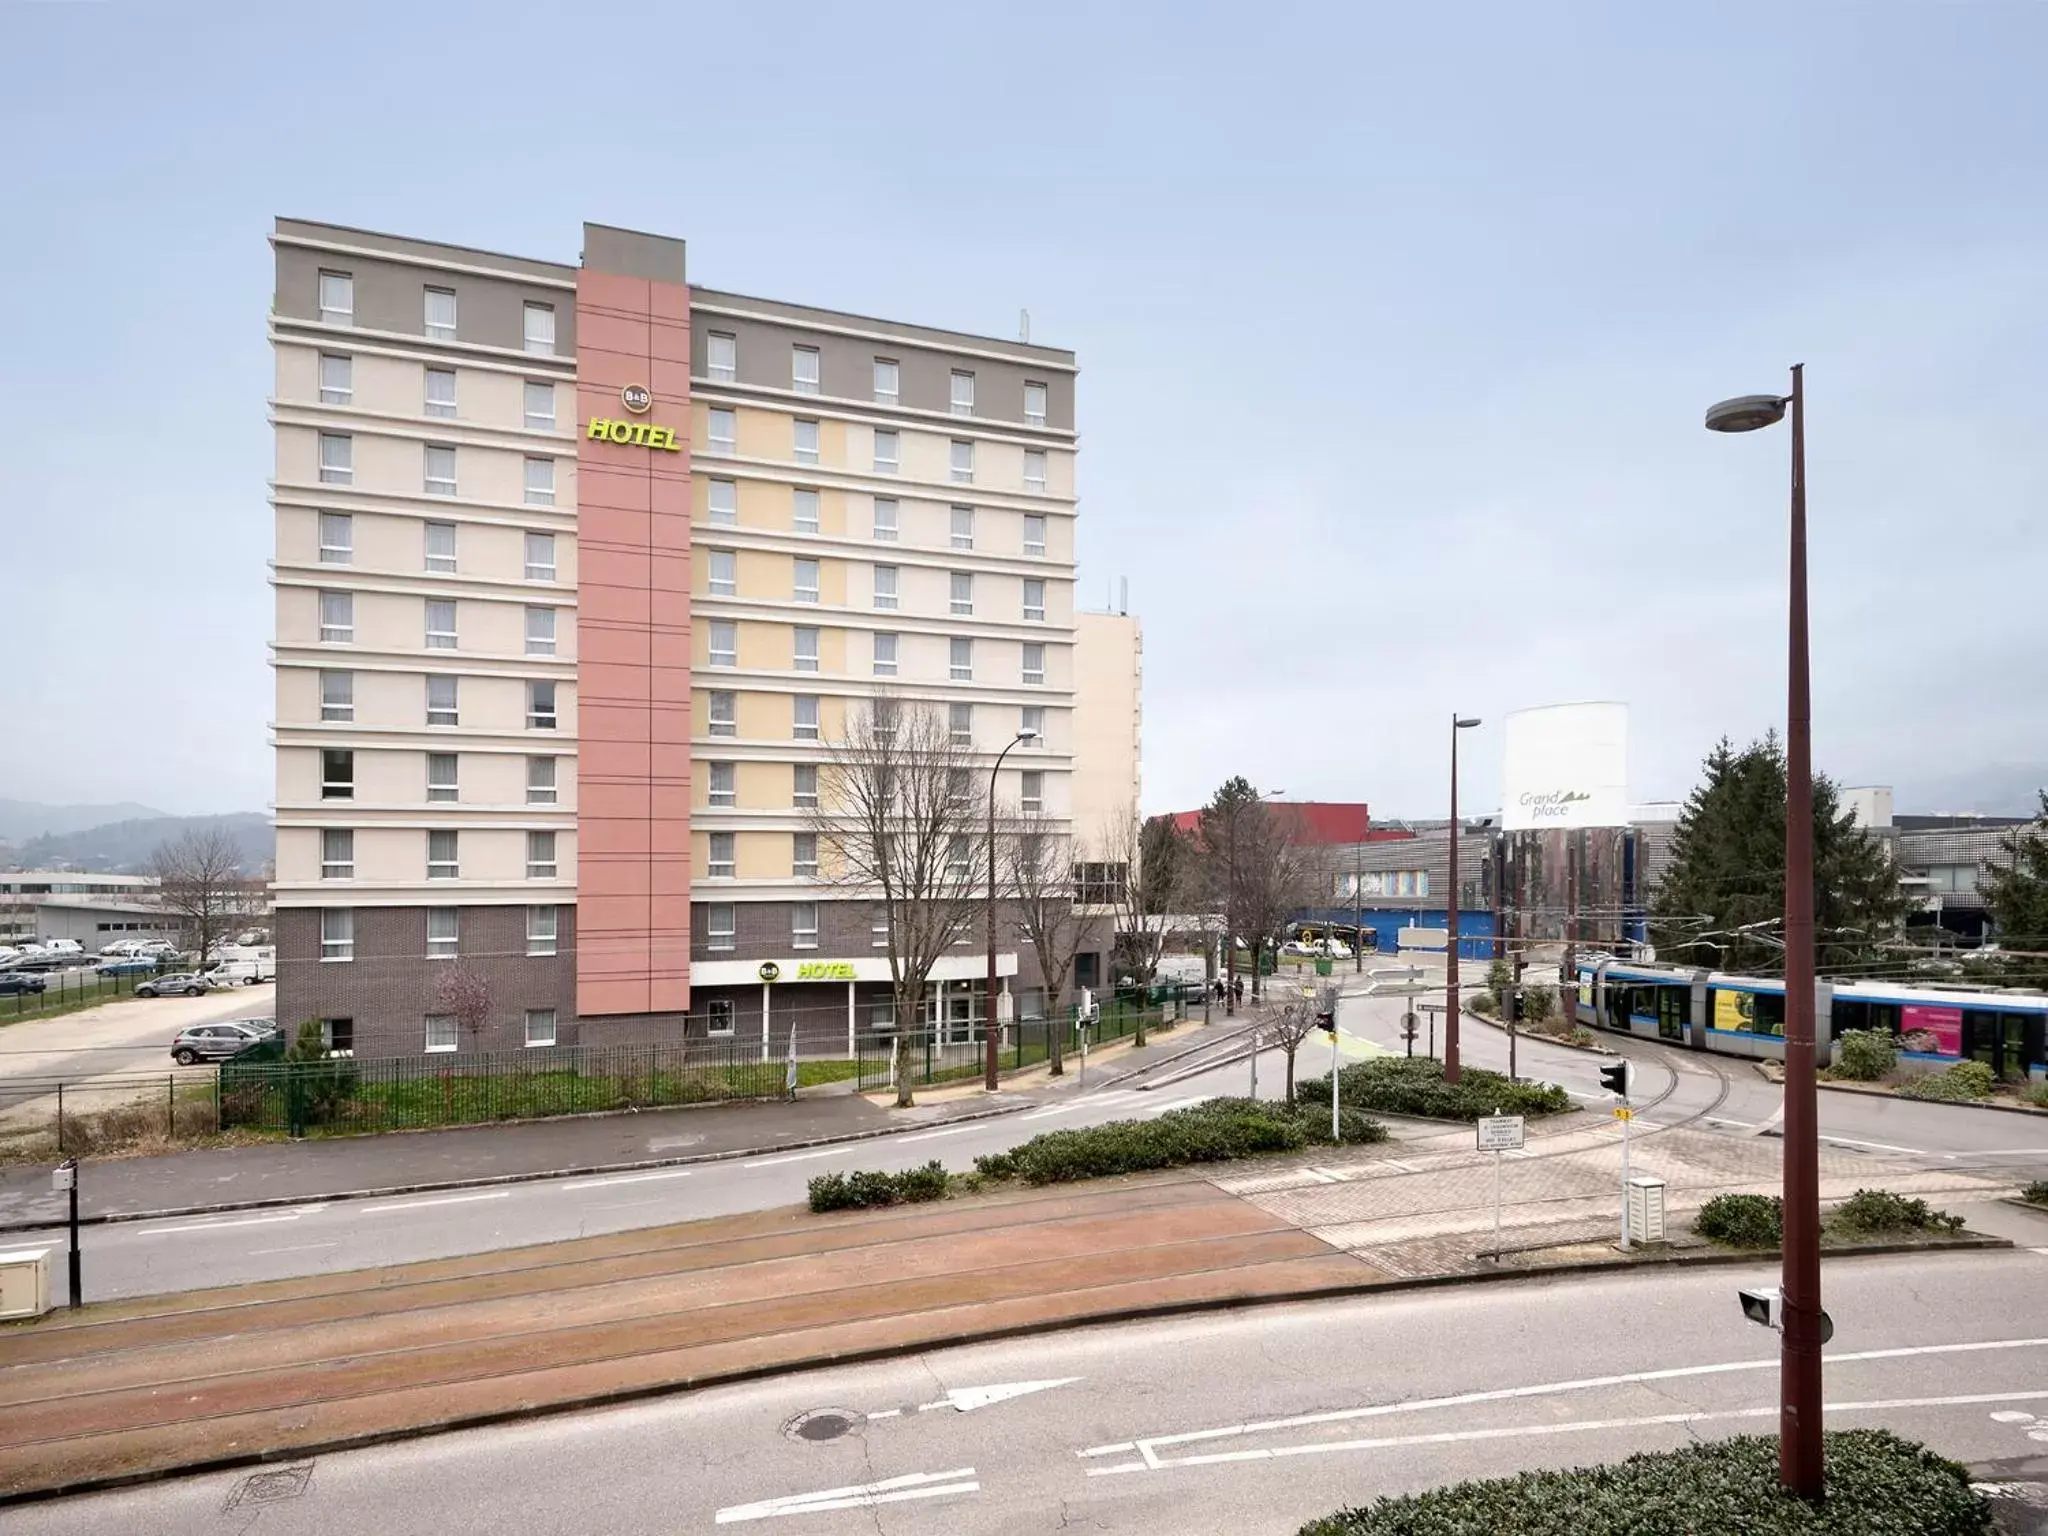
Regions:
[[985, 729, 1038, 1092], [1707, 366, 1820, 1499], [1443, 716, 1481, 1084]]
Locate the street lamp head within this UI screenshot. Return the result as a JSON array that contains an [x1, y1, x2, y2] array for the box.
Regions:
[[1014, 728, 1039, 742], [1453, 716, 1481, 730], [1704, 394, 1788, 433]]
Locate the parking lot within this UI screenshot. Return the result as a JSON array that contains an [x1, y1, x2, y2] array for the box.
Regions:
[[0, 983, 277, 1090]]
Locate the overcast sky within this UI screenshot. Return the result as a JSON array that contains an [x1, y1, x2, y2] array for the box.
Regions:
[[2, 2, 2043, 822]]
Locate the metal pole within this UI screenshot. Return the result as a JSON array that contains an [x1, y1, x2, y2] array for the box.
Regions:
[[986, 733, 1028, 1092], [1493, 1148, 1502, 1256], [66, 1160, 82, 1309], [1354, 843, 1363, 974], [1445, 719, 1462, 1083], [1330, 1022, 1340, 1140], [1225, 809, 1238, 1016], [1779, 363, 1823, 1500], [1509, 945, 1522, 1081], [1619, 1097, 1632, 1251]]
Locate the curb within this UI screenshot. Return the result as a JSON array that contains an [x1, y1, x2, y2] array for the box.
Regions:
[[0, 1100, 1035, 1237], [0, 1230, 2010, 1509], [1816, 1079, 2048, 1119], [1459, 1006, 1608, 1054]]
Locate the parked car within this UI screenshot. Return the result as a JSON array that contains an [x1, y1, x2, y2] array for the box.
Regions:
[[0, 972, 48, 996], [97, 957, 159, 977], [201, 955, 275, 987], [38, 939, 84, 960], [170, 1019, 281, 1065], [136, 973, 211, 998]]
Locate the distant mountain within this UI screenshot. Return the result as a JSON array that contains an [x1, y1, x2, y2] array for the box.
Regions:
[[1896, 766, 2048, 819], [0, 799, 167, 842], [12, 814, 272, 876]]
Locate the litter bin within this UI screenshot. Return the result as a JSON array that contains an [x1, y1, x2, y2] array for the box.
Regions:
[[1315, 957, 1334, 977]]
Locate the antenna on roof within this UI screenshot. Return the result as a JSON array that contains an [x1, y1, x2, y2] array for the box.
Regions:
[[1019, 309, 1031, 343]]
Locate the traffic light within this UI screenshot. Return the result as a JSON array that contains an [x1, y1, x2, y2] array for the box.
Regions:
[[1599, 1059, 1629, 1099], [1317, 1009, 1337, 1036]]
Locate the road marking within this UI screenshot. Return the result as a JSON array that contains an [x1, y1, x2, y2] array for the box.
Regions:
[[894, 1124, 984, 1144], [1296, 1168, 1341, 1185], [248, 1242, 339, 1256], [139, 1213, 305, 1236], [1141, 1095, 1211, 1115], [1819, 1134, 1935, 1155], [1380, 1159, 1418, 1173], [917, 1378, 1078, 1414], [562, 1168, 695, 1191], [1075, 1336, 2048, 1462], [2029, 1249, 2048, 1257], [363, 1191, 512, 1214], [866, 1409, 903, 1420], [715, 1468, 979, 1524], [743, 1148, 853, 1169]]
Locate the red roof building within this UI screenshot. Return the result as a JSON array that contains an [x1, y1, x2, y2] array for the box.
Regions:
[[1162, 801, 1405, 848]]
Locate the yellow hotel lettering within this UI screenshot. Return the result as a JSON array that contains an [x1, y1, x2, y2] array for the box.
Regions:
[[795, 962, 857, 981], [586, 417, 683, 451]]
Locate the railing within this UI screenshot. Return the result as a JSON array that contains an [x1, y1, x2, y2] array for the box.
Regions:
[[0, 966, 179, 1020], [854, 997, 1175, 1091], [0, 1072, 222, 1162]]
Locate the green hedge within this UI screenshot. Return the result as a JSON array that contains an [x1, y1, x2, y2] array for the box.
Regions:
[[2025, 1180, 2048, 1207], [808, 1161, 949, 1212], [973, 1097, 1385, 1186], [1897, 1061, 1996, 1101], [1696, 1189, 1967, 1249], [1832, 1189, 1965, 1237], [1298, 1429, 1989, 1535], [1695, 1192, 1784, 1247], [1832, 1028, 1898, 1082], [1296, 1057, 1571, 1122]]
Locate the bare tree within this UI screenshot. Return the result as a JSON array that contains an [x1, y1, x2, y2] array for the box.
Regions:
[[148, 826, 247, 968], [1102, 806, 1190, 989], [431, 961, 493, 1051], [1005, 820, 1085, 1076], [811, 696, 987, 1107], [1262, 981, 1340, 1101], [1202, 782, 1313, 1003]]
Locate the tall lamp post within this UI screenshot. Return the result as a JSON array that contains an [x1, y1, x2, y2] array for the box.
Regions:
[[1706, 366, 1819, 1499], [1442, 716, 1481, 1084], [985, 728, 1038, 1091]]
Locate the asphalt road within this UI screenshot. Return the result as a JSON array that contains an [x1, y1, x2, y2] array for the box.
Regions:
[[15, 1248, 2048, 1534]]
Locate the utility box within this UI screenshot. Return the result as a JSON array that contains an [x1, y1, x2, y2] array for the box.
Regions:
[[1627, 1178, 1667, 1244], [0, 1248, 54, 1320]]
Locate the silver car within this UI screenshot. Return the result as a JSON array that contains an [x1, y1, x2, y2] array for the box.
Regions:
[[137, 973, 211, 998], [171, 1020, 279, 1065]]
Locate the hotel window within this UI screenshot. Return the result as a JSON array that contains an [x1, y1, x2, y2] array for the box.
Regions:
[[950, 637, 973, 681], [318, 590, 353, 643], [1022, 642, 1046, 685], [704, 997, 736, 1035], [950, 571, 973, 615], [950, 439, 973, 483], [320, 670, 353, 722], [318, 270, 353, 325], [708, 689, 736, 736], [523, 302, 556, 356], [318, 511, 352, 564], [427, 830, 459, 879], [792, 487, 820, 534], [419, 519, 457, 573], [523, 380, 555, 430], [1025, 381, 1047, 426], [526, 606, 556, 656], [524, 457, 555, 507], [527, 904, 558, 956], [320, 908, 353, 962], [872, 497, 899, 541], [1024, 449, 1047, 492], [793, 558, 819, 604], [527, 756, 557, 805], [321, 748, 353, 800], [708, 478, 738, 525], [793, 694, 820, 740], [794, 626, 820, 672], [425, 1016, 458, 1054], [872, 915, 889, 949], [1023, 578, 1046, 622], [873, 632, 898, 677], [707, 332, 736, 381], [524, 531, 555, 581], [873, 357, 899, 404], [527, 830, 557, 879], [872, 430, 899, 475], [319, 353, 352, 405], [424, 286, 457, 340], [707, 832, 735, 878], [947, 835, 971, 882], [708, 407, 736, 455], [1021, 704, 1044, 743], [708, 761, 736, 808], [318, 432, 352, 485], [425, 599, 458, 650], [950, 370, 975, 416], [320, 828, 353, 880], [1020, 770, 1043, 814], [950, 505, 975, 549], [793, 763, 819, 809], [793, 419, 819, 465], [709, 620, 737, 667], [873, 564, 899, 610], [424, 367, 457, 419], [705, 907, 736, 955], [525, 1009, 557, 1048], [426, 752, 458, 803], [793, 833, 819, 879], [527, 678, 557, 729], [1023, 513, 1047, 556], [872, 697, 899, 742], [708, 550, 737, 597], [950, 701, 972, 745], [792, 902, 819, 949], [427, 907, 459, 960], [424, 444, 457, 497], [792, 345, 820, 394], [427, 674, 459, 726]]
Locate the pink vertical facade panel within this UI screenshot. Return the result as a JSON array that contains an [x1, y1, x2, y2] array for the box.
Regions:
[[575, 267, 692, 1020]]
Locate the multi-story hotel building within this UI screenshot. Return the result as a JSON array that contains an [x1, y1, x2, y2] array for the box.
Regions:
[[269, 218, 1097, 1058]]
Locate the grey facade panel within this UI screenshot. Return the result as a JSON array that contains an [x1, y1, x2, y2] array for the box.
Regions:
[[582, 224, 687, 285], [274, 243, 579, 357], [276, 218, 574, 283]]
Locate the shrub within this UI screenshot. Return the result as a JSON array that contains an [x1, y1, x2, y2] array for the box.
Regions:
[[1296, 1057, 1570, 1122], [1485, 958, 1511, 1009], [2026, 1082, 2048, 1109], [1568, 1027, 1597, 1047], [1296, 1429, 1989, 1535], [807, 1160, 950, 1213], [1898, 1060, 1996, 1102], [1834, 1028, 1898, 1082], [2024, 1181, 2048, 1207], [971, 1097, 1384, 1187], [1521, 984, 1557, 1023], [1695, 1192, 1784, 1248], [1831, 1188, 1964, 1237], [1469, 992, 1498, 1017]]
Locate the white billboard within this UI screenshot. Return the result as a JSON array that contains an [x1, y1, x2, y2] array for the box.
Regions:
[[1501, 703, 1629, 831]]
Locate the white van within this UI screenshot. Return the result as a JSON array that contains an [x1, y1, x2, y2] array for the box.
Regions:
[[202, 951, 276, 987], [39, 939, 85, 960]]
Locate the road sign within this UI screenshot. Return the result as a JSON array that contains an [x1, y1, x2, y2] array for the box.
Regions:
[[1367, 980, 1435, 998], [1397, 927, 1449, 952], [1476, 1115, 1524, 1152], [1369, 965, 1425, 982], [50, 1165, 73, 1193], [1613, 1107, 1633, 1121]]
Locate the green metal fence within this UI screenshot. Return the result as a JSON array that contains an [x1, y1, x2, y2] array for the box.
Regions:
[[1, 967, 167, 1020], [853, 998, 1174, 1092]]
